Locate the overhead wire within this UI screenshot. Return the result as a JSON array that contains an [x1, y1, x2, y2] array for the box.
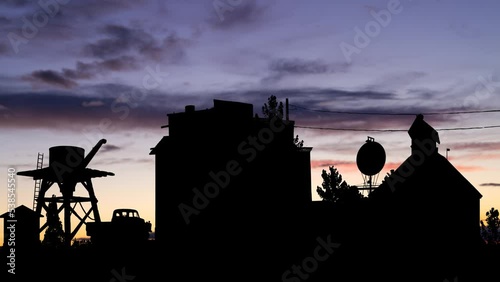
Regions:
[[289, 104, 500, 116], [289, 104, 500, 132]]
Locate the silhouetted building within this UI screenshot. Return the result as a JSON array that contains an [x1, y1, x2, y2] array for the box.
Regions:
[[367, 114, 483, 281], [1, 205, 42, 250], [0, 205, 43, 278], [150, 99, 312, 279]]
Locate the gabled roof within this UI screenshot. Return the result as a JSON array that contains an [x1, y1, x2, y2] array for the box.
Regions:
[[371, 150, 482, 200], [0, 205, 43, 218], [370, 114, 480, 201]]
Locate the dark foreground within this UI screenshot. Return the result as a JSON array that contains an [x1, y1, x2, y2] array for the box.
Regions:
[[1, 241, 499, 282]]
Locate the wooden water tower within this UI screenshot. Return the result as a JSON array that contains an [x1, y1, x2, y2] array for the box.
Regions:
[[17, 139, 114, 246]]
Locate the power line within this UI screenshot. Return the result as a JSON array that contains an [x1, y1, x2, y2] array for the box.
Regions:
[[295, 126, 406, 132], [295, 125, 500, 132], [291, 103, 500, 132], [438, 125, 500, 131], [289, 104, 500, 116]]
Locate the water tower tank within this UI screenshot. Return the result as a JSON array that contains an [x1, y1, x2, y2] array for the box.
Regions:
[[356, 137, 386, 176], [49, 146, 85, 172]]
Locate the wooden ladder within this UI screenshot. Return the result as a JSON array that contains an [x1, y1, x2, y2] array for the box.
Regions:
[[32, 152, 44, 211]]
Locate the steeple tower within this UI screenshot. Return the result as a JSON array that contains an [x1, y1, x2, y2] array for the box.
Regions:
[[408, 114, 440, 155]]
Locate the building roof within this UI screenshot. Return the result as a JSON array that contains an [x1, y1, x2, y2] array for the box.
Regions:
[[0, 205, 43, 218], [371, 151, 482, 200], [370, 114, 481, 200], [150, 98, 299, 155]]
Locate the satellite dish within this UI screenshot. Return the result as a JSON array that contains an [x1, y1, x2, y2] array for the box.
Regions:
[[356, 136, 386, 176]]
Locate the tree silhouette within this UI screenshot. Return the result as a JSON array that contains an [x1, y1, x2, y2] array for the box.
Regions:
[[481, 207, 500, 244], [262, 95, 284, 119], [262, 95, 304, 148], [316, 166, 363, 204], [293, 134, 304, 148], [42, 198, 65, 247]]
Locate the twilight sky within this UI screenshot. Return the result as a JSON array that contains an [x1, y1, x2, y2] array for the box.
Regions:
[[1, 0, 500, 244]]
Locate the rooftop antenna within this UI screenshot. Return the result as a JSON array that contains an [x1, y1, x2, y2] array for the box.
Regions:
[[285, 98, 289, 121]]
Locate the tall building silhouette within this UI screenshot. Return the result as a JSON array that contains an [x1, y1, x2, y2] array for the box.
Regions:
[[150, 99, 313, 279]]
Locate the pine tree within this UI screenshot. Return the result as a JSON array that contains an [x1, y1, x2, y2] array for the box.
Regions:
[[262, 95, 304, 148], [42, 200, 65, 247], [262, 95, 284, 119], [481, 207, 500, 244], [316, 166, 363, 204]]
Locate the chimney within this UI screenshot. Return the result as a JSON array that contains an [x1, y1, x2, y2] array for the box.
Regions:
[[185, 105, 195, 113], [286, 98, 289, 121]]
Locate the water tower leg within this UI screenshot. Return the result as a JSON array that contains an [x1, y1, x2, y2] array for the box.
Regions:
[[63, 194, 72, 246], [82, 179, 101, 223], [36, 180, 53, 239], [369, 175, 372, 193]]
